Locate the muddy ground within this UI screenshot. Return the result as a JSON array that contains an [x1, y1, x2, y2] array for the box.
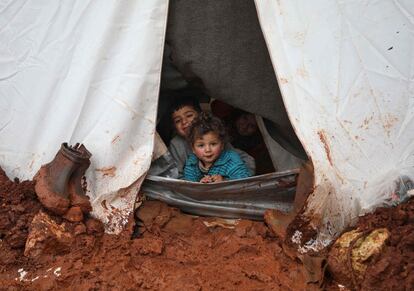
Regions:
[[342, 196, 414, 290], [0, 167, 412, 290], [0, 168, 308, 290]]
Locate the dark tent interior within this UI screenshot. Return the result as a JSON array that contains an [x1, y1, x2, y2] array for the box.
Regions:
[[156, 0, 307, 168]]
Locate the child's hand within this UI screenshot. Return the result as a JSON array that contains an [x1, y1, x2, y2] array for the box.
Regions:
[[200, 175, 224, 183], [210, 175, 224, 182], [200, 175, 213, 183]]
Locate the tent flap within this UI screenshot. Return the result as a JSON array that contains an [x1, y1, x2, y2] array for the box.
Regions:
[[255, 0, 414, 249], [0, 0, 169, 233], [142, 170, 298, 220]]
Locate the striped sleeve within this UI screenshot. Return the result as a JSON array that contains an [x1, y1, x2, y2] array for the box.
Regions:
[[225, 152, 252, 180], [183, 156, 201, 182]]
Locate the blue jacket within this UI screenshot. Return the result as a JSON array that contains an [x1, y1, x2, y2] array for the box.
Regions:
[[183, 150, 252, 182]]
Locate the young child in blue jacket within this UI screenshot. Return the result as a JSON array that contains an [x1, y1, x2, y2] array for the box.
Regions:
[[183, 112, 252, 183], [168, 96, 255, 178]]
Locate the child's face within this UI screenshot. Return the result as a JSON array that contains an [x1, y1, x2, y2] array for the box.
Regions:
[[235, 113, 257, 136], [192, 132, 224, 168], [172, 105, 199, 137]]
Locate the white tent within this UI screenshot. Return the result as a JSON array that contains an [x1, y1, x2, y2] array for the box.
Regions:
[[0, 0, 413, 249], [256, 0, 414, 250], [0, 0, 168, 232]]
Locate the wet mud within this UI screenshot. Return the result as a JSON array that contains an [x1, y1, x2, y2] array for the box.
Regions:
[[1, 164, 412, 290], [356, 198, 414, 290], [0, 169, 307, 290], [326, 197, 414, 290]]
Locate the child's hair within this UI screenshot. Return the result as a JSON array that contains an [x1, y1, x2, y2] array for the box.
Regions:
[[169, 95, 202, 118], [187, 112, 228, 146]]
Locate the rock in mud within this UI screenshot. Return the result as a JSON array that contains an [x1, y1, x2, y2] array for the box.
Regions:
[[24, 211, 74, 258], [327, 228, 390, 287], [234, 220, 253, 238], [63, 206, 84, 222], [131, 237, 164, 256], [263, 209, 293, 241], [73, 223, 87, 235], [85, 217, 104, 235]]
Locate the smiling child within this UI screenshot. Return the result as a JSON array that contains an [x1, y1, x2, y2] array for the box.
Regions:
[[183, 113, 251, 183]]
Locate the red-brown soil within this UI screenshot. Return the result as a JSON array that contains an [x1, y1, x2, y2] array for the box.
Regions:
[[355, 197, 414, 290], [326, 197, 414, 290], [0, 168, 307, 290], [1, 165, 412, 291]]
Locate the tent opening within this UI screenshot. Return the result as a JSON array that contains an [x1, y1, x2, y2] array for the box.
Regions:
[[154, 0, 308, 177], [142, 0, 310, 220]]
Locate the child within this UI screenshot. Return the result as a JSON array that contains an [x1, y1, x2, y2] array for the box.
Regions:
[[168, 96, 255, 177], [211, 100, 275, 174], [183, 113, 252, 182]]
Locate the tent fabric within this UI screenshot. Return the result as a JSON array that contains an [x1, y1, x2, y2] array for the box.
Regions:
[[255, 0, 414, 250], [142, 170, 298, 221], [256, 116, 304, 172], [1, 0, 413, 247], [0, 0, 169, 233]]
